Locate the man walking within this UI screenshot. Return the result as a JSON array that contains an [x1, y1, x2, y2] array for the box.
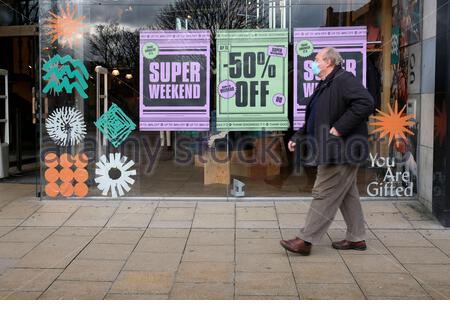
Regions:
[[280, 47, 374, 255]]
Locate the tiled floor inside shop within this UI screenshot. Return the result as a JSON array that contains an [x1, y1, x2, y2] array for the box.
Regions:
[[0, 184, 449, 299]]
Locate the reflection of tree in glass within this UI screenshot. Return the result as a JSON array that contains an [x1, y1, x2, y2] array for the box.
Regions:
[[88, 23, 141, 121], [88, 1, 262, 74], [89, 23, 139, 74], [156, 0, 262, 72], [1, 0, 38, 25]]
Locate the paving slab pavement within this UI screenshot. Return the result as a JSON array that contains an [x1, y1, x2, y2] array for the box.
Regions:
[[0, 184, 449, 300]]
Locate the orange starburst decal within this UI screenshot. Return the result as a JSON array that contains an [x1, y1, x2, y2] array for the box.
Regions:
[[434, 104, 447, 146], [46, 3, 85, 48], [370, 100, 415, 144]]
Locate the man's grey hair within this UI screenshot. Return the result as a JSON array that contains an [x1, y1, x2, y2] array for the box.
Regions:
[[322, 47, 343, 66]]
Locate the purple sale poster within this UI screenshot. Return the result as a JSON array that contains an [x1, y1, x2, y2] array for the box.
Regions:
[[293, 27, 367, 129], [139, 30, 210, 131]]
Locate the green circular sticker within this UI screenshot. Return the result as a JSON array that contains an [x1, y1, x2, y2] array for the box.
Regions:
[[297, 40, 314, 57], [142, 42, 159, 59]]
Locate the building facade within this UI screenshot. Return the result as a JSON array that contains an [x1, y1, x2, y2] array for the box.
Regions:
[[0, 1, 449, 226]]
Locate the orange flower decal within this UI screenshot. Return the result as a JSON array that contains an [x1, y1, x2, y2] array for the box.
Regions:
[[434, 102, 447, 146], [46, 3, 85, 48], [370, 100, 415, 145]]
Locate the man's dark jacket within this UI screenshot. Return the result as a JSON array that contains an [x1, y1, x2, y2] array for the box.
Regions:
[[290, 66, 374, 165]]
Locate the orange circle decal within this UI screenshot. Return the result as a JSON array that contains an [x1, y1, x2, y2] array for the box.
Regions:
[[59, 182, 74, 197], [44, 168, 59, 183], [75, 153, 89, 168], [60, 153, 74, 168], [74, 183, 88, 197], [60, 168, 74, 182], [74, 168, 88, 182], [45, 182, 60, 197], [44, 152, 59, 168]]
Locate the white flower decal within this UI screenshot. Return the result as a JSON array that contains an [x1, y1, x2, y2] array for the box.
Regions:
[[46, 106, 86, 146], [95, 153, 136, 198]]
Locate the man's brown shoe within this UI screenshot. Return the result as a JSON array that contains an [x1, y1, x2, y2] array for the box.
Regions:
[[332, 239, 367, 251], [280, 237, 311, 255]]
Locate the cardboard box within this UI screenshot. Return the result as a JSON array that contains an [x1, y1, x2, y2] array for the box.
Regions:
[[204, 150, 230, 185]]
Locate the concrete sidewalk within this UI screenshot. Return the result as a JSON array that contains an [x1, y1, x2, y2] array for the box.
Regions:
[[0, 184, 449, 300]]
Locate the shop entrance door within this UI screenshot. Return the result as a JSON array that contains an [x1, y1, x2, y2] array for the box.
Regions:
[[0, 25, 39, 190]]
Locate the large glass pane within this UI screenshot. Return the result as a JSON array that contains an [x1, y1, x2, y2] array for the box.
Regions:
[[38, 0, 227, 199], [38, 0, 420, 199]]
